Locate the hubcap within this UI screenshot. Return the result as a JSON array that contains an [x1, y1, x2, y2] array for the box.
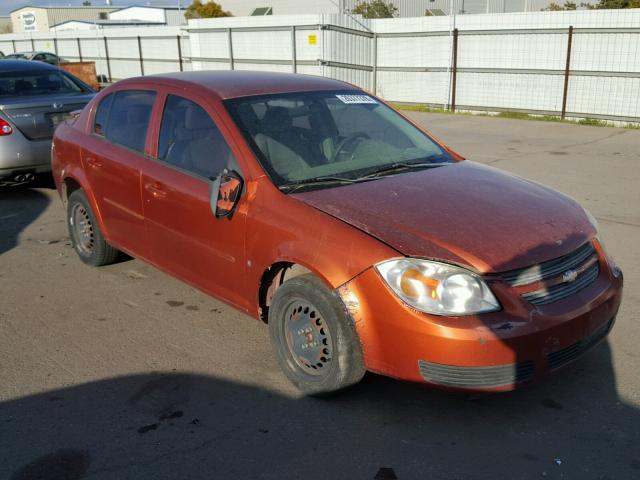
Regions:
[[70, 204, 94, 255], [284, 300, 333, 376]]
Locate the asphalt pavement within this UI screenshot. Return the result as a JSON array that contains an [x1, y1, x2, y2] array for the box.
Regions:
[[1, 113, 639, 480]]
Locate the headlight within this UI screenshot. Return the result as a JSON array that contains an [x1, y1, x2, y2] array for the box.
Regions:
[[376, 259, 500, 316]]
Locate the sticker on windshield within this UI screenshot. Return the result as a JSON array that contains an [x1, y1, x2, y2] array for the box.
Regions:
[[335, 94, 377, 104]]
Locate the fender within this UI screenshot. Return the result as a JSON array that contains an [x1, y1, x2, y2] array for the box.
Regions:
[[244, 177, 399, 318], [61, 168, 111, 244]]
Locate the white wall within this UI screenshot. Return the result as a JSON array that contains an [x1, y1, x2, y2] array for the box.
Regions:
[[0, 11, 637, 121], [0, 26, 190, 80]]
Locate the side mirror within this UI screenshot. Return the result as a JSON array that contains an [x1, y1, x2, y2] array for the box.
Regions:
[[210, 169, 243, 219]]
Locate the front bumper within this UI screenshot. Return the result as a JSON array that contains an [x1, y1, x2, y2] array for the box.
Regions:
[[0, 133, 52, 179], [338, 257, 623, 392]]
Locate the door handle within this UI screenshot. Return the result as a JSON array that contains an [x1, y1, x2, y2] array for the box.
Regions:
[[144, 182, 168, 199], [86, 156, 102, 168]]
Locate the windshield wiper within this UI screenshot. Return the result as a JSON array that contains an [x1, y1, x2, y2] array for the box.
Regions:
[[279, 175, 359, 193], [358, 160, 451, 180]]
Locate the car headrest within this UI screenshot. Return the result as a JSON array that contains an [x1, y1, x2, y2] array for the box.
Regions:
[[262, 106, 292, 134], [184, 105, 212, 130], [14, 79, 33, 93], [127, 104, 150, 124]]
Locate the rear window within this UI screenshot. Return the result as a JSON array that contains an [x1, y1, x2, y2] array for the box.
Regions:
[[104, 90, 156, 153], [0, 71, 85, 97]]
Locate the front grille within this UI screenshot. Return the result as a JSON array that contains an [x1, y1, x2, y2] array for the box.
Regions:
[[522, 263, 600, 305], [502, 242, 596, 287], [502, 242, 600, 306], [547, 318, 613, 370], [418, 360, 535, 388]]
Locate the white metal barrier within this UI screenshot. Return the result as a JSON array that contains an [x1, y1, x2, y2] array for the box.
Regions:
[[0, 10, 638, 122]]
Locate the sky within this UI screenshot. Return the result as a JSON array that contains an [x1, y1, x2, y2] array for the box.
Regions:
[[0, 1, 184, 15]]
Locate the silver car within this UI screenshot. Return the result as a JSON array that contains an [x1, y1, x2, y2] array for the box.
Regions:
[[0, 60, 94, 184]]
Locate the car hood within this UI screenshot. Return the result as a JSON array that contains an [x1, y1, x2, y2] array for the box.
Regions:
[[291, 161, 595, 273]]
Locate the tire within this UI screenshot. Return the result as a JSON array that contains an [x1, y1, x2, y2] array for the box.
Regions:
[[67, 189, 120, 267], [268, 274, 366, 396]]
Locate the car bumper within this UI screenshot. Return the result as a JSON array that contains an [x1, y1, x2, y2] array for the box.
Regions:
[[0, 135, 52, 179], [338, 258, 623, 392]]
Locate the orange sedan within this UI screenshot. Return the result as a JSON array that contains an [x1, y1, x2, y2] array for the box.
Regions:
[[52, 71, 623, 395]]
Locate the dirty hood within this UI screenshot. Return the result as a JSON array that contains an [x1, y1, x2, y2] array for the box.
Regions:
[[292, 161, 595, 273]]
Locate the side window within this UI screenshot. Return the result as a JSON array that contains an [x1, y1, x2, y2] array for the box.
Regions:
[[93, 93, 113, 136], [157, 95, 237, 179], [105, 90, 156, 153]]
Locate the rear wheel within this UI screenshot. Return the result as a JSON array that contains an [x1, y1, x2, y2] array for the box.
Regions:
[[268, 274, 366, 396], [67, 189, 119, 266]]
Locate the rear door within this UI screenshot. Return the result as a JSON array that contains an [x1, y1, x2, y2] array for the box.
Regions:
[[82, 89, 157, 259], [141, 92, 247, 309]]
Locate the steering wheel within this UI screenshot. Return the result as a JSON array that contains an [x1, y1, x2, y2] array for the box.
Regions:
[[329, 132, 370, 163]]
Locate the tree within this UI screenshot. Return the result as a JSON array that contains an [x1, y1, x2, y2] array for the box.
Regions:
[[594, 0, 640, 7], [352, 1, 398, 18], [184, 0, 232, 20], [541, 1, 577, 10]]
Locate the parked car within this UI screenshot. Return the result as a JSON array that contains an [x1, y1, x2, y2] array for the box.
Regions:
[[0, 60, 95, 184], [4, 51, 67, 65], [51, 71, 623, 395]]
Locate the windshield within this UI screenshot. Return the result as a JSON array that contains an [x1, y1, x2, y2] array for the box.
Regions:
[[0, 71, 85, 97], [225, 90, 454, 189]]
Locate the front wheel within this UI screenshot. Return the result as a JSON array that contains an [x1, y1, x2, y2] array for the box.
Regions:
[[268, 274, 366, 396], [67, 189, 120, 266]]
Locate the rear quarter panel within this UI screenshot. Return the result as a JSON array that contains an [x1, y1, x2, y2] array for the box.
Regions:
[[52, 106, 108, 237]]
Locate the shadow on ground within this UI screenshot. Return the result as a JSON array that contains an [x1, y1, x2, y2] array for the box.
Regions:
[[1, 341, 639, 480], [0, 186, 51, 256]]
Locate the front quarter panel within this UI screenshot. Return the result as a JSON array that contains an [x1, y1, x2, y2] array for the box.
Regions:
[[243, 177, 399, 318]]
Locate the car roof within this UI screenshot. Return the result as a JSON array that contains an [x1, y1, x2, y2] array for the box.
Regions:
[[119, 70, 361, 100], [0, 59, 58, 72]]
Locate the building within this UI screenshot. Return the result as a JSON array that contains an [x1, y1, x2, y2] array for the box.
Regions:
[[0, 16, 11, 34], [49, 6, 188, 31], [49, 19, 167, 32], [108, 6, 187, 26], [10, 6, 117, 33]]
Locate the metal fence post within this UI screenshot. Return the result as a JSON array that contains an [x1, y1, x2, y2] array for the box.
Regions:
[[11, 39, 16, 54], [77, 37, 83, 62], [227, 28, 234, 70], [177, 35, 184, 72], [103, 36, 112, 82], [372, 33, 378, 95], [561, 26, 574, 120], [137, 36, 145, 75], [291, 25, 297, 73], [451, 28, 459, 112]]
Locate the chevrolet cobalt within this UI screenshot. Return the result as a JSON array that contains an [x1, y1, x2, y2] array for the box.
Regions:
[[52, 71, 623, 395]]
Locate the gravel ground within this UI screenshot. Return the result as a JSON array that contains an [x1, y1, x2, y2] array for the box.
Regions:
[[1, 112, 639, 480]]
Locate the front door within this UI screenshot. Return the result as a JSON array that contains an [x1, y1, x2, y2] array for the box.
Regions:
[[141, 93, 247, 310]]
